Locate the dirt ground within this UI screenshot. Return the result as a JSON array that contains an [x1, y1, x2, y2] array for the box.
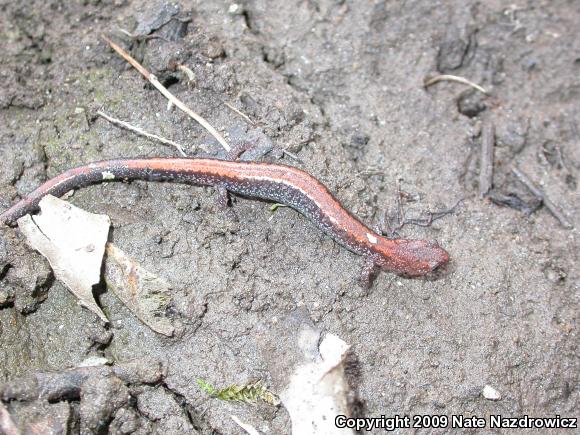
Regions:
[[0, 0, 578, 433]]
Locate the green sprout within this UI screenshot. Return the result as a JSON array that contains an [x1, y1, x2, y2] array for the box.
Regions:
[[196, 379, 279, 405], [269, 203, 288, 212]]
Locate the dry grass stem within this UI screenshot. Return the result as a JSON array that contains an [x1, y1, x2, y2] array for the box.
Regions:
[[97, 110, 188, 156], [102, 35, 230, 151], [511, 167, 573, 229], [424, 74, 488, 94], [479, 120, 495, 197], [224, 102, 255, 125]]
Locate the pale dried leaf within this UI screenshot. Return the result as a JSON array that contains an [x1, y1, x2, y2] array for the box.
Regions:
[[281, 333, 353, 435], [17, 195, 110, 322], [104, 243, 174, 336]]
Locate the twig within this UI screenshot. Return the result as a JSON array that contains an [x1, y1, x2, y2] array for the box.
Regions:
[[102, 35, 230, 152], [479, 120, 495, 197], [224, 101, 255, 125], [424, 74, 488, 95], [280, 148, 302, 162], [396, 179, 405, 228], [0, 402, 18, 435], [511, 167, 573, 229], [488, 190, 541, 216], [231, 415, 261, 435], [97, 110, 188, 156], [118, 28, 133, 38]]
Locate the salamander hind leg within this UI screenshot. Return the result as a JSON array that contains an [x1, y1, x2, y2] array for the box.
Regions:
[[227, 139, 259, 161], [226, 131, 275, 161], [360, 258, 379, 288]]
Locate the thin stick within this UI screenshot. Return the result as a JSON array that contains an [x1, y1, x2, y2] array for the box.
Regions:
[[424, 74, 488, 94], [102, 35, 231, 152], [224, 101, 255, 125], [281, 148, 302, 162], [97, 110, 188, 156], [511, 167, 573, 229], [230, 415, 260, 435], [479, 120, 495, 197]]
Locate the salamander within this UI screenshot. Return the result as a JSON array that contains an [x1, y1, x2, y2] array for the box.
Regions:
[[0, 158, 450, 283]]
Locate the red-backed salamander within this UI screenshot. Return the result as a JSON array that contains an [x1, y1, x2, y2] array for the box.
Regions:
[[0, 158, 450, 284]]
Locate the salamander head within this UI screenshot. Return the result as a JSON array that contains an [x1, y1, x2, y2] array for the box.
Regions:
[[373, 238, 450, 276]]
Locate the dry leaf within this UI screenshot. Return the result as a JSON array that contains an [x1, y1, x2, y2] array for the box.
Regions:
[[281, 334, 353, 435], [104, 243, 174, 336], [17, 195, 110, 322]]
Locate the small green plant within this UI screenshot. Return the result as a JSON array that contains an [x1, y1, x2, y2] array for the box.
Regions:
[[269, 203, 288, 212], [196, 379, 279, 405]]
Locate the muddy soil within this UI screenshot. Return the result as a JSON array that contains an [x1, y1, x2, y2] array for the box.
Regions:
[[0, 0, 578, 433]]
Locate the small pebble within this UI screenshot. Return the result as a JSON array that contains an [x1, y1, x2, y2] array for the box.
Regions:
[[457, 89, 486, 118], [483, 384, 501, 401], [228, 4, 243, 15]]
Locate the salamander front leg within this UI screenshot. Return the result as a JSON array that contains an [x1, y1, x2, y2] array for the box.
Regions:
[[218, 139, 262, 219], [215, 186, 237, 221], [360, 258, 379, 288]]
